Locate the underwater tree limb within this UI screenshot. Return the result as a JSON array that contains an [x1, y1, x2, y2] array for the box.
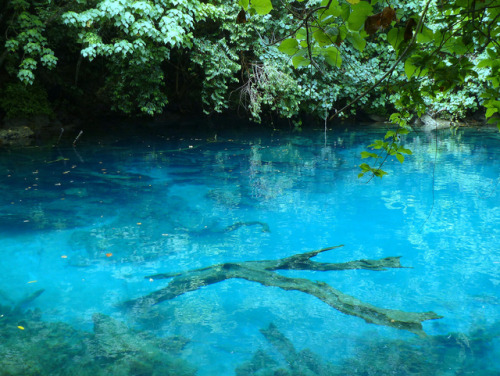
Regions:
[[123, 246, 441, 336]]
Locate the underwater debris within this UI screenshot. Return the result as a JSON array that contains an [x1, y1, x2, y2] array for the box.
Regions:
[[0, 288, 45, 320], [124, 245, 442, 335], [222, 221, 271, 233]]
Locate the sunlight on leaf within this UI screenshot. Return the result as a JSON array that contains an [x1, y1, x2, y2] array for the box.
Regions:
[[252, 0, 273, 15]]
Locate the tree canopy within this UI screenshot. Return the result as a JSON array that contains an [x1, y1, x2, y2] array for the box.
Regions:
[[0, 0, 498, 129]]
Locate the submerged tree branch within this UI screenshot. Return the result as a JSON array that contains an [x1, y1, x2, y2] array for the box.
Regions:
[[123, 245, 442, 336]]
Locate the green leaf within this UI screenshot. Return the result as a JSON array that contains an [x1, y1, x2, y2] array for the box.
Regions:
[[485, 107, 498, 118], [313, 30, 333, 47], [347, 2, 372, 31], [444, 37, 468, 55], [359, 163, 371, 171], [416, 25, 434, 43], [373, 169, 388, 178], [292, 55, 310, 68], [384, 130, 396, 139], [398, 147, 412, 155], [476, 58, 496, 68], [396, 153, 405, 163], [251, 0, 273, 15], [239, 0, 249, 10], [323, 46, 342, 67], [361, 151, 379, 159], [404, 59, 417, 78], [387, 28, 405, 51], [278, 38, 299, 55], [340, 3, 351, 22], [346, 32, 366, 51], [296, 27, 308, 40], [319, 0, 341, 18], [368, 139, 386, 149]]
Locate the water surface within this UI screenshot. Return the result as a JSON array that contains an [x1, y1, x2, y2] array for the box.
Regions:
[[1, 123, 499, 375]]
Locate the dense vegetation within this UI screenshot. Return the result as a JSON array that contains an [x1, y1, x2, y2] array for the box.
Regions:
[[0, 0, 498, 128]]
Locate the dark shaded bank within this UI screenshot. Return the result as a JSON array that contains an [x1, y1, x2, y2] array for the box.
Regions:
[[0, 109, 493, 148], [0, 109, 336, 147]]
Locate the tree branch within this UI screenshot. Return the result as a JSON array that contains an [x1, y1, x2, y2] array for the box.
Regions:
[[329, 0, 434, 121], [123, 245, 441, 336]]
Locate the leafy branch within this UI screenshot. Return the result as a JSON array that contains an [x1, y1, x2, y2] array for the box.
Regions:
[[359, 111, 414, 180]]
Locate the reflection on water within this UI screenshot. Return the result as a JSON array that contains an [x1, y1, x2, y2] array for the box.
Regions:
[[0, 124, 499, 375]]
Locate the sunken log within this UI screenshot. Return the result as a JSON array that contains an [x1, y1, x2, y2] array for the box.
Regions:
[[123, 245, 442, 336]]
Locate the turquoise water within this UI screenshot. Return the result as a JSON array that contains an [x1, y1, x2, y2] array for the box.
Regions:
[[1, 123, 499, 375]]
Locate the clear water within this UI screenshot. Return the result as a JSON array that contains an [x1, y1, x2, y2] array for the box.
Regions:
[[1, 123, 499, 375]]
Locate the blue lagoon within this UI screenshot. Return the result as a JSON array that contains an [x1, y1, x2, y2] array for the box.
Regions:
[[0, 123, 499, 375]]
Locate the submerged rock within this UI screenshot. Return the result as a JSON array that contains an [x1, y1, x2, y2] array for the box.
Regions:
[[0, 126, 34, 146], [236, 322, 500, 376], [418, 114, 455, 131], [0, 311, 195, 376], [86, 314, 195, 376], [90, 313, 190, 358], [236, 323, 338, 376]]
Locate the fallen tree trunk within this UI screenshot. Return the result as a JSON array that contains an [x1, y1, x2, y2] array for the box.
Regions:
[[123, 245, 442, 336]]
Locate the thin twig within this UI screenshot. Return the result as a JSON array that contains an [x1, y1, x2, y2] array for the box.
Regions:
[[73, 130, 83, 146], [55, 127, 64, 145]]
